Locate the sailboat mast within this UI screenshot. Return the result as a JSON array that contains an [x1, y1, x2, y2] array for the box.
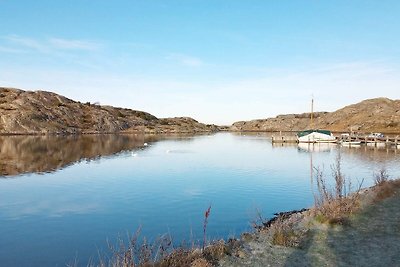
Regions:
[[310, 97, 314, 129]]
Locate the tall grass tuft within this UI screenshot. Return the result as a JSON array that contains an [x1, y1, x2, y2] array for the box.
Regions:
[[372, 169, 400, 202], [105, 226, 175, 267], [374, 167, 390, 186], [270, 216, 300, 247], [203, 205, 212, 251], [93, 205, 223, 267], [313, 152, 364, 224]]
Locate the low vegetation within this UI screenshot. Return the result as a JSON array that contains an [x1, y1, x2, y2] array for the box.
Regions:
[[374, 167, 390, 186], [82, 206, 226, 267], [270, 216, 302, 247], [97, 236, 227, 267], [312, 153, 364, 224], [372, 176, 400, 203]]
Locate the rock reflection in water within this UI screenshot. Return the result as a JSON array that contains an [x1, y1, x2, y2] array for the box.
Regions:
[[0, 134, 150, 176]]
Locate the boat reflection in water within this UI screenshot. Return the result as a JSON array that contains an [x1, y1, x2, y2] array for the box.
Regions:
[[297, 142, 337, 153]]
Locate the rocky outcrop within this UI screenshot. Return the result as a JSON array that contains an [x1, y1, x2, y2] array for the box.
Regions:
[[230, 112, 327, 132], [127, 117, 219, 134], [316, 98, 400, 133], [231, 98, 400, 133], [0, 87, 218, 134]]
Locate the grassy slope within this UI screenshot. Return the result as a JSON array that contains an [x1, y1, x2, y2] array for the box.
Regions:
[[219, 181, 400, 266]]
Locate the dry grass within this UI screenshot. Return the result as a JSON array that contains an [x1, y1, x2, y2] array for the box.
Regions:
[[99, 235, 218, 267], [250, 208, 308, 248], [149, 240, 226, 267], [373, 167, 390, 186], [312, 152, 364, 224], [203, 205, 211, 251], [190, 258, 212, 267], [157, 248, 204, 267], [104, 227, 174, 267], [373, 179, 400, 203], [94, 206, 226, 267], [270, 217, 301, 247]]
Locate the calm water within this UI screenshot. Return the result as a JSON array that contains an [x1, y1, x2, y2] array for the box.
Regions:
[[1, 133, 400, 266]]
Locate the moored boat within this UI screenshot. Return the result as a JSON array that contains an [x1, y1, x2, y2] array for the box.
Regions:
[[297, 98, 337, 144], [341, 141, 361, 146], [297, 129, 337, 143]]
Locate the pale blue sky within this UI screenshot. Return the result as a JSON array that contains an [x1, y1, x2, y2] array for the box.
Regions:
[[1, 1, 399, 124]]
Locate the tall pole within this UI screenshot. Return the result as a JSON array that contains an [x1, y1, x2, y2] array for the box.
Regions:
[[310, 97, 314, 129]]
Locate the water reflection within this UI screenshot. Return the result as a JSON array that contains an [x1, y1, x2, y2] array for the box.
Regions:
[[0, 134, 199, 177], [340, 144, 400, 165], [271, 141, 400, 165], [297, 143, 337, 153], [0, 133, 399, 267]]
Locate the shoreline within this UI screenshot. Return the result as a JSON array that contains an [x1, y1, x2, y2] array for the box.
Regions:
[[1, 129, 400, 136], [145, 178, 400, 267], [219, 179, 400, 266]]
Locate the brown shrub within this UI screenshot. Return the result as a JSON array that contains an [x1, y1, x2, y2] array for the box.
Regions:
[[313, 152, 363, 224], [203, 240, 226, 265], [102, 225, 228, 267], [158, 248, 203, 267], [270, 217, 303, 247], [373, 168, 390, 186], [190, 258, 212, 267], [373, 179, 400, 202]]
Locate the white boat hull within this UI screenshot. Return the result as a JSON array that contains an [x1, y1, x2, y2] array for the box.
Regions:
[[298, 132, 336, 143], [341, 141, 361, 146]]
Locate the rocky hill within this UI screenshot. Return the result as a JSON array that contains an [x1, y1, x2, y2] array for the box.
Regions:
[[230, 112, 328, 132], [231, 98, 400, 133], [0, 87, 218, 134]]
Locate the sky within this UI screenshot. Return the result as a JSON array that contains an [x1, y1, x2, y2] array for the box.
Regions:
[[0, 1, 399, 125]]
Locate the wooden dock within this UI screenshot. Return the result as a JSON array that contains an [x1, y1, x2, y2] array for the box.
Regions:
[[344, 135, 400, 147], [271, 135, 298, 143], [272, 133, 400, 147]]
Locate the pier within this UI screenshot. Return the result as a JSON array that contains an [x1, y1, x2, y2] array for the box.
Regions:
[[272, 133, 400, 148], [351, 135, 400, 147], [271, 135, 298, 143]]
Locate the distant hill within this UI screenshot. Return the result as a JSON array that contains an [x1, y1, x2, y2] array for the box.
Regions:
[[0, 87, 218, 134], [231, 98, 400, 133], [2, 88, 399, 134]]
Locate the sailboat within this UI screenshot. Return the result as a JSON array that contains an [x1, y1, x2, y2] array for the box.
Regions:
[[298, 129, 336, 143], [297, 98, 337, 143]]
